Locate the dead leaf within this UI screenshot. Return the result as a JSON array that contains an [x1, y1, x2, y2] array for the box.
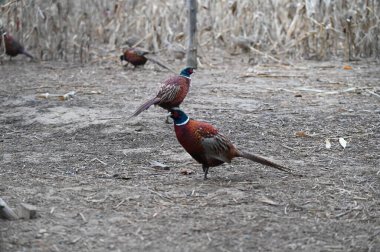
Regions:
[[36, 91, 76, 100], [325, 139, 331, 149], [150, 161, 169, 170], [295, 131, 308, 137], [229, 0, 237, 15], [89, 90, 102, 94], [58, 91, 76, 101], [112, 174, 132, 180], [257, 196, 279, 206], [95, 173, 131, 180], [36, 93, 50, 99], [339, 137, 347, 149], [343, 65, 353, 70], [175, 32, 185, 41], [180, 168, 194, 175]]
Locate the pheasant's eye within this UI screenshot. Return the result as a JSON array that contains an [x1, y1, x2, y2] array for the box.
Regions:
[[170, 111, 178, 118]]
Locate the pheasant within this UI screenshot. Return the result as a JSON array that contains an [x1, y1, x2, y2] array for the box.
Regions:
[[120, 48, 148, 67], [128, 67, 194, 119], [120, 47, 175, 72], [0, 30, 33, 60], [169, 108, 298, 179]]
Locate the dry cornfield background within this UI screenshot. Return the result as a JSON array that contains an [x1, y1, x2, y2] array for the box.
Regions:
[[0, 0, 379, 63]]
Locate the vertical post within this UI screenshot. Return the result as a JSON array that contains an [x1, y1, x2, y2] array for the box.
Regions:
[[186, 0, 197, 68]]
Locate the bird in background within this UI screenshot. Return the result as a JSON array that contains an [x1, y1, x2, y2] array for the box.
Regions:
[[128, 67, 194, 119], [0, 29, 33, 60], [120, 47, 148, 68], [169, 108, 299, 180], [120, 47, 175, 72]]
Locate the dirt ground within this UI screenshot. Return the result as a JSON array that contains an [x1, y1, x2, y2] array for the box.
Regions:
[[1, 54, 379, 252]]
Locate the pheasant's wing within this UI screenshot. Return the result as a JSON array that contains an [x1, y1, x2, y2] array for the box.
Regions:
[[197, 126, 233, 163], [10, 39, 23, 52], [157, 80, 181, 104]]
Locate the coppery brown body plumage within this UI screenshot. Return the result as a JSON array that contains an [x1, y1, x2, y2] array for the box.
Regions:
[[1, 32, 33, 59], [120, 48, 148, 67], [170, 108, 297, 179], [128, 67, 194, 119]]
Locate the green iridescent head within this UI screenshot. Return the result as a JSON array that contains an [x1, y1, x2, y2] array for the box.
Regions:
[[179, 67, 194, 78], [169, 108, 189, 126]]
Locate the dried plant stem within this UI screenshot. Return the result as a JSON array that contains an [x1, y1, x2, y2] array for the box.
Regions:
[[0, 0, 378, 62]]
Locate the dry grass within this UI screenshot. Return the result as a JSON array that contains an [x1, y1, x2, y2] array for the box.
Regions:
[[1, 0, 379, 62]]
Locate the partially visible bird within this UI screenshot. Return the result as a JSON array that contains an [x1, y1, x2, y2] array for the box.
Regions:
[[120, 48, 148, 68], [169, 108, 298, 180], [128, 67, 194, 119], [0, 30, 33, 60]]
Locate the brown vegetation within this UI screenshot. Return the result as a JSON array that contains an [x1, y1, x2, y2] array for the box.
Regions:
[[1, 0, 379, 63]]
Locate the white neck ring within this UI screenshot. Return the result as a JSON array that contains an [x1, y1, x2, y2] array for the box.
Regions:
[[175, 117, 189, 126]]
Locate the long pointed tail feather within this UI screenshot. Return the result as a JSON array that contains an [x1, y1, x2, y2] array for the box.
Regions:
[[127, 97, 161, 120], [239, 151, 301, 177], [22, 50, 33, 59], [144, 55, 176, 74]]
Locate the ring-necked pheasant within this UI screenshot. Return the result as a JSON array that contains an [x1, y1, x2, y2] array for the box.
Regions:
[[120, 48, 148, 67], [169, 108, 298, 179], [0, 30, 33, 60], [128, 67, 194, 119], [120, 47, 174, 72]]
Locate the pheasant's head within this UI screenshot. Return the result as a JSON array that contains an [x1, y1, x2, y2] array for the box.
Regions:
[[169, 108, 189, 126], [179, 67, 194, 78]]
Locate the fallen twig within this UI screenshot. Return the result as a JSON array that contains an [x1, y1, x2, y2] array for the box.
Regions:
[[90, 157, 107, 166], [366, 89, 380, 99]]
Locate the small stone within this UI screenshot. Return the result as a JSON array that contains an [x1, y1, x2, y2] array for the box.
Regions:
[[18, 203, 37, 219]]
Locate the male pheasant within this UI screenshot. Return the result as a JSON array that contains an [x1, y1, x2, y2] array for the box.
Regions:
[[169, 108, 297, 179], [128, 67, 194, 119], [120, 47, 174, 71], [120, 48, 148, 67], [1, 31, 33, 59]]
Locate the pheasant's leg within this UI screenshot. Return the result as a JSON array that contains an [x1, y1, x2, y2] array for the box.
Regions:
[[202, 165, 209, 180]]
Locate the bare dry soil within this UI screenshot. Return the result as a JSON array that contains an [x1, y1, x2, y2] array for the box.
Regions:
[[1, 56, 379, 251]]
